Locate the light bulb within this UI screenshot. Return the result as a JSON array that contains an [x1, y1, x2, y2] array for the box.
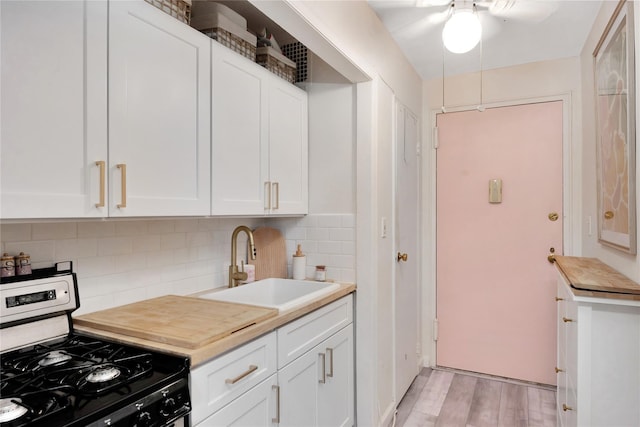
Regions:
[[442, 9, 482, 54]]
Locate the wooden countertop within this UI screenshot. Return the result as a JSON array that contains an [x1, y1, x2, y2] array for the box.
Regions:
[[73, 283, 356, 367], [555, 256, 640, 301]]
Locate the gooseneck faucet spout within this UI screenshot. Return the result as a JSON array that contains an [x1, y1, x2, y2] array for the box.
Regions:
[[229, 226, 256, 288]]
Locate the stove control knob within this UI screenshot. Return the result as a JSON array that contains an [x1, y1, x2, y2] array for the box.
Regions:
[[134, 411, 152, 427], [160, 397, 177, 416]]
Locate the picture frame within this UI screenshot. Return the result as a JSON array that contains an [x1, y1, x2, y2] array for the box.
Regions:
[[594, 0, 637, 254]]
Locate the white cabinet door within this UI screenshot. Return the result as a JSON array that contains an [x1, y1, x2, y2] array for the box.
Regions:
[[268, 78, 308, 215], [211, 43, 268, 215], [318, 326, 354, 427], [109, 0, 210, 216], [0, 0, 108, 219], [210, 44, 308, 216], [278, 325, 354, 427], [199, 374, 278, 427], [278, 343, 320, 427]]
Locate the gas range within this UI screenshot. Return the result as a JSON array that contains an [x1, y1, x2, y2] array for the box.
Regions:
[[0, 263, 191, 427]]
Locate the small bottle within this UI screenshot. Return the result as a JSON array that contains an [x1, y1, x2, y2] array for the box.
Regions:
[[292, 244, 306, 280], [15, 252, 31, 276], [1, 253, 15, 278], [315, 265, 326, 282]]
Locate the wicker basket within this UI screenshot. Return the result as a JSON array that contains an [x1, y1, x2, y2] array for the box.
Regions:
[[144, 0, 191, 24], [256, 47, 296, 83], [202, 27, 256, 61]]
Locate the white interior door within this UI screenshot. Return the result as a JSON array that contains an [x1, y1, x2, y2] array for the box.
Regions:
[[395, 103, 420, 401]]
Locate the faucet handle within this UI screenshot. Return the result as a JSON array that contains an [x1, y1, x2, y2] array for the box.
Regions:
[[240, 260, 245, 272]]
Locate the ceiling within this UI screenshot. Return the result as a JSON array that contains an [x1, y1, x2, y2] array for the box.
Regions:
[[367, 0, 603, 80]]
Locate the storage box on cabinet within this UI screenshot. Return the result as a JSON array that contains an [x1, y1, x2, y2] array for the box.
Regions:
[[191, 332, 277, 425]]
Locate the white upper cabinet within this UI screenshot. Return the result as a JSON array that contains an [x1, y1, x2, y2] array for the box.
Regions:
[[211, 43, 268, 215], [211, 43, 308, 216], [108, 1, 211, 216], [1, 1, 108, 219]]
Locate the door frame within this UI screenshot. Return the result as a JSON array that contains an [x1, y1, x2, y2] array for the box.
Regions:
[[422, 94, 576, 367]]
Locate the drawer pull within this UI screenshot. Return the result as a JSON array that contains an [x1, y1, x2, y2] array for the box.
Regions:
[[326, 348, 334, 377], [264, 182, 271, 210], [562, 317, 574, 323], [555, 367, 564, 373], [555, 297, 564, 302], [563, 404, 573, 412], [225, 365, 258, 385], [272, 385, 280, 423], [272, 182, 279, 210], [319, 353, 326, 384]]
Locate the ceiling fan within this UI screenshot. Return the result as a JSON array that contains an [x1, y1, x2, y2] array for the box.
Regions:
[[369, 0, 560, 53]]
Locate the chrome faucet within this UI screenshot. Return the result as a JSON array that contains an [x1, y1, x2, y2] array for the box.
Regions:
[[229, 225, 256, 287]]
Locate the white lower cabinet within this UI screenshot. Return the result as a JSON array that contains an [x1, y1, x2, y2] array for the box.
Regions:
[[556, 272, 640, 427], [191, 295, 354, 427]]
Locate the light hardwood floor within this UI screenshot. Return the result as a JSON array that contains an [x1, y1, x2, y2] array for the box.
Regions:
[[395, 368, 556, 427]]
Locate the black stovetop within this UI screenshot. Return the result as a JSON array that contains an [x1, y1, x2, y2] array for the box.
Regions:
[[0, 333, 188, 427]]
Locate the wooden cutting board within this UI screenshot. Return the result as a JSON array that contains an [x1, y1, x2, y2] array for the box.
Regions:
[[73, 295, 278, 349], [249, 227, 287, 280]]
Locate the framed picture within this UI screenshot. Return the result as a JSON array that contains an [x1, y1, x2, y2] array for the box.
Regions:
[[594, 0, 637, 254]]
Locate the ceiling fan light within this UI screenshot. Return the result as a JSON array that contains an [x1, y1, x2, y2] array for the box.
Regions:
[[442, 9, 481, 54]]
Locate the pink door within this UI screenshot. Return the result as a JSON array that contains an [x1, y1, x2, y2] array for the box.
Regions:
[[436, 101, 563, 385]]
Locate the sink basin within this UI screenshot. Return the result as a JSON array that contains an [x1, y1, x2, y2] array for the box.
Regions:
[[197, 278, 340, 312]]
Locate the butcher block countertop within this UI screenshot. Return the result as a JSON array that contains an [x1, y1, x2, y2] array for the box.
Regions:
[[555, 256, 640, 301], [74, 282, 356, 367]]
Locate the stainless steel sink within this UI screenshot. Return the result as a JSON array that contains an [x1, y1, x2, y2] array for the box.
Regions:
[[197, 278, 340, 312]]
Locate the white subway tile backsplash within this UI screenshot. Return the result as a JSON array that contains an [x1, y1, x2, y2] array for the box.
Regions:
[[98, 237, 133, 256], [33, 222, 77, 240], [2, 214, 356, 314], [115, 221, 149, 236], [1, 223, 32, 242], [55, 238, 98, 260], [78, 222, 116, 238]]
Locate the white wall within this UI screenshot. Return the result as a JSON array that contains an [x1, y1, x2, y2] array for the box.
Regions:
[[580, 1, 640, 280], [423, 56, 584, 365], [306, 83, 356, 214]]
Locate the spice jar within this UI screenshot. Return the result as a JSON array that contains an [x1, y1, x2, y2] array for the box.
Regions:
[[1, 253, 15, 277], [15, 252, 32, 276], [314, 265, 326, 282]]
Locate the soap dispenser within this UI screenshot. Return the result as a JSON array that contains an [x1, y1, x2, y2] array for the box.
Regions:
[[292, 244, 306, 280]]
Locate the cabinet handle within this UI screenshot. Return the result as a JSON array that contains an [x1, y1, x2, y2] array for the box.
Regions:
[[319, 353, 326, 384], [562, 317, 574, 323], [272, 384, 280, 423], [555, 297, 564, 302], [225, 364, 258, 384], [272, 182, 279, 210], [562, 404, 573, 412], [326, 347, 334, 377], [117, 164, 127, 208], [95, 161, 105, 208], [265, 181, 271, 210], [555, 367, 564, 373]]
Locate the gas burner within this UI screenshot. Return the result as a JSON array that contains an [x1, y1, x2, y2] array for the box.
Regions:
[[38, 350, 73, 367], [0, 397, 28, 423], [86, 366, 121, 383]]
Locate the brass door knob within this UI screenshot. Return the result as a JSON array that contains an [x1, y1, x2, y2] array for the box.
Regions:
[[604, 210, 614, 219], [397, 252, 408, 262], [547, 247, 555, 263], [548, 212, 559, 221]]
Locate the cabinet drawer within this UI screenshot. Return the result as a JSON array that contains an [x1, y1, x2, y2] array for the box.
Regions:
[[277, 295, 353, 368], [198, 374, 278, 427], [191, 332, 277, 424]]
